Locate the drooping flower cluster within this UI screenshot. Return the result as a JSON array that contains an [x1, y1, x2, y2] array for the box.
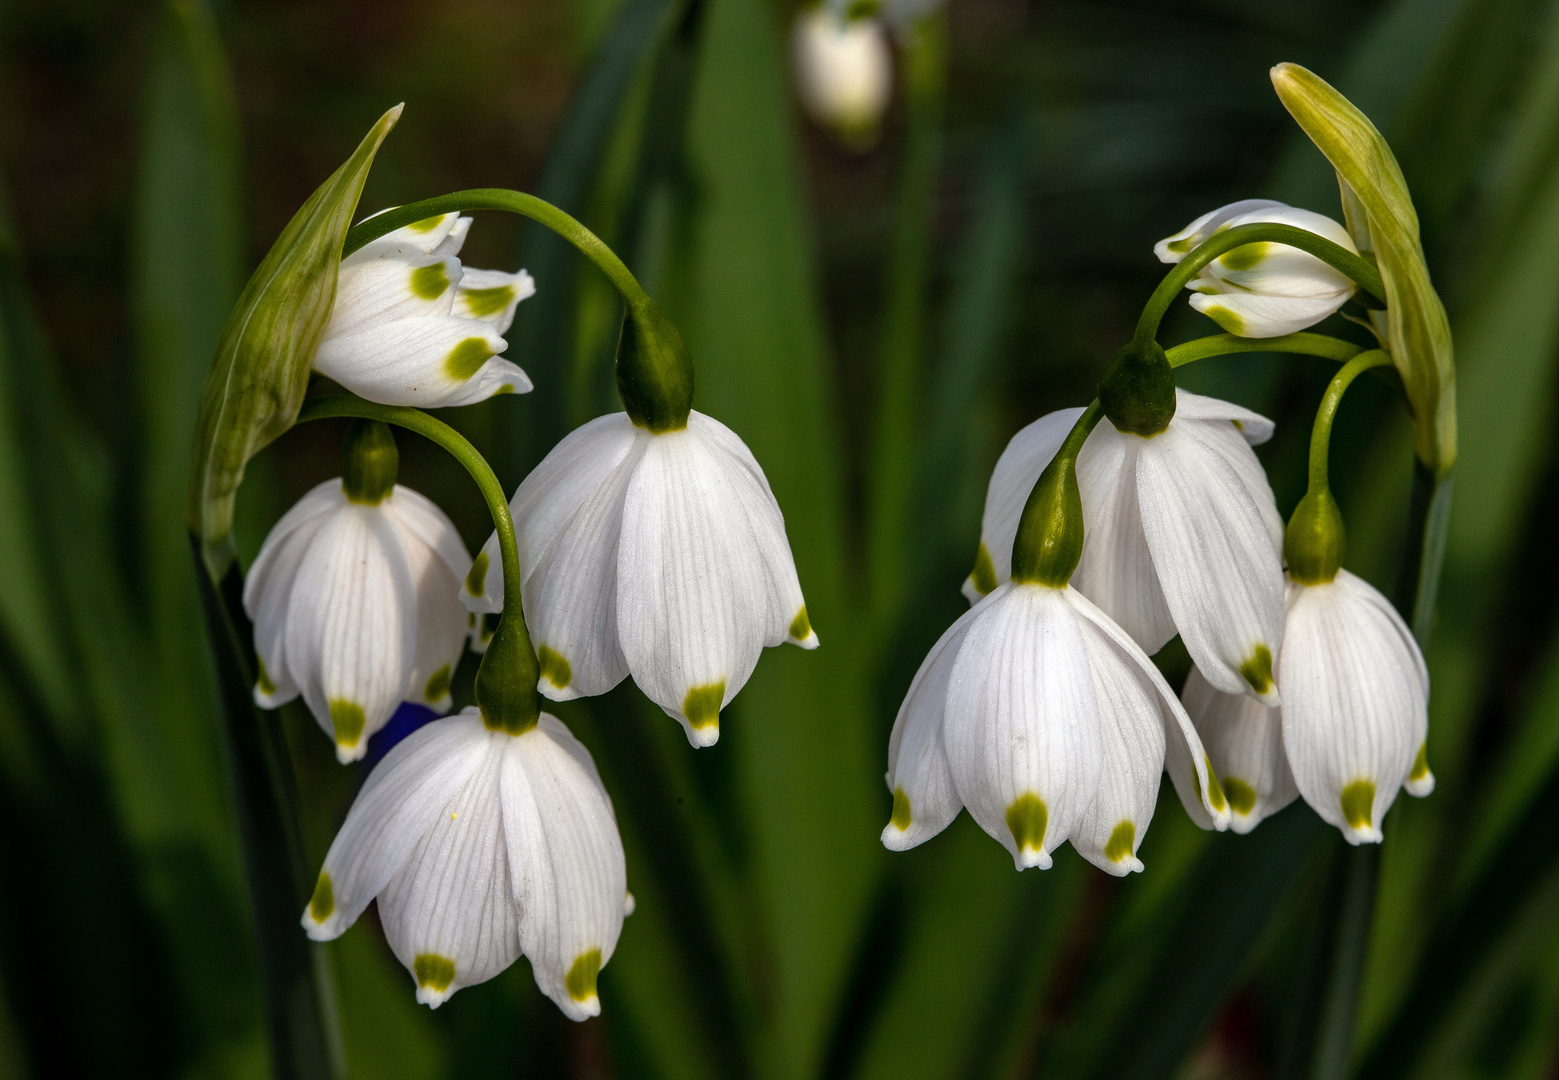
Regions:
[[245, 205, 814, 1015]]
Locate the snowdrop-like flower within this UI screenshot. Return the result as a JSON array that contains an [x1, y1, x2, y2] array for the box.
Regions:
[[1181, 665, 1296, 833], [1155, 200, 1359, 338], [1280, 570, 1432, 843], [883, 581, 1230, 874], [792, 7, 893, 148], [302, 709, 628, 1015], [965, 389, 1286, 705], [246, 421, 471, 762], [313, 211, 536, 406], [463, 411, 816, 747]]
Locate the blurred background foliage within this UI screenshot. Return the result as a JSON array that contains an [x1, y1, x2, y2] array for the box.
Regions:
[[1, 0, 1558, 1077]]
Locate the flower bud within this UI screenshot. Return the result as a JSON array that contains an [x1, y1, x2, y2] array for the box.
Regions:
[[792, 7, 893, 149], [1284, 488, 1346, 585], [1098, 338, 1176, 436]]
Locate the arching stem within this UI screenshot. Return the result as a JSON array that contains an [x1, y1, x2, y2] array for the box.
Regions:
[[1305, 349, 1392, 498], [1165, 332, 1365, 369]]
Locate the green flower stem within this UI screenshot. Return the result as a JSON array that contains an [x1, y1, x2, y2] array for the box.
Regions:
[[1135, 222, 1387, 347], [343, 188, 648, 308], [1304, 349, 1392, 496], [1165, 331, 1365, 368], [294, 395, 539, 725]]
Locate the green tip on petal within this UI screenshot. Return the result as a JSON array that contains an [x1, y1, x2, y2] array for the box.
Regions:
[[410, 261, 452, 300], [463, 285, 516, 317], [465, 550, 489, 598], [566, 949, 602, 1003], [1203, 754, 1228, 813], [890, 788, 912, 831], [424, 665, 452, 703], [970, 543, 998, 596], [1006, 793, 1048, 859], [445, 336, 495, 381], [309, 873, 334, 923], [789, 606, 813, 642], [1105, 820, 1136, 863], [538, 646, 572, 691], [1341, 780, 1375, 831], [329, 699, 366, 748], [256, 656, 277, 697], [1240, 646, 1274, 696], [1224, 777, 1257, 816], [683, 682, 725, 736], [414, 953, 456, 993], [1410, 743, 1430, 782]]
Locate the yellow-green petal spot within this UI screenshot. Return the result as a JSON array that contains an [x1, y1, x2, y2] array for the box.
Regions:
[[566, 949, 601, 1002], [1341, 780, 1375, 830], [444, 336, 494, 381], [1166, 236, 1193, 254], [309, 873, 334, 922], [256, 655, 277, 697], [890, 788, 912, 831], [463, 284, 516, 317], [1205, 304, 1247, 336], [970, 543, 998, 596], [413, 954, 456, 993], [424, 665, 451, 703], [1240, 645, 1274, 696], [1105, 820, 1135, 862], [538, 646, 572, 691], [410, 261, 451, 300], [1224, 778, 1257, 816], [330, 700, 366, 748], [1204, 755, 1228, 812], [683, 682, 725, 733], [789, 606, 812, 641], [1218, 241, 1272, 272], [1006, 793, 1048, 855], [465, 550, 489, 598], [408, 215, 444, 233], [1410, 742, 1430, 782]]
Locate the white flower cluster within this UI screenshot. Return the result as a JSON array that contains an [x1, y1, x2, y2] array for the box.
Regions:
[[246, 212, 812, 1015], [885, 201, 1432, 872]]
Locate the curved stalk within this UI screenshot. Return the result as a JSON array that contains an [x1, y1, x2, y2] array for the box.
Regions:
[[1166, 332, 1365, 369], [1136, 223, 1386, 346], [1305, 349, 1392, 496]]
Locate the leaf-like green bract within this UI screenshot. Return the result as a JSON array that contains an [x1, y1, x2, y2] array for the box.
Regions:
[[1272, 62, 1457, 477], [186, 103, 400, 571]]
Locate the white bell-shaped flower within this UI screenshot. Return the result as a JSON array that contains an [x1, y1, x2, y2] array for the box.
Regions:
[[1154, 200, 1360, 338], [462, 411, 816, 747], [1181, 665, 1297, 833], [965, 389, 1286, 705], [792, 7, 893, 148], [1280, 570, 1433, 843], [313, 211, 536, 407], [302, 710, 628, 1016], [245, 422, 471, 762], [883, 581, 1230, 875]]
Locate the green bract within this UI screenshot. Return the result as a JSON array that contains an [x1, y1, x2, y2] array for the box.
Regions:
[[187, 103, 401, 571], [1271, 63, 1456, 478]]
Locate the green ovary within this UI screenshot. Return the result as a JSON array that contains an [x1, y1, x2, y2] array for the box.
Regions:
[[566, 949, 601, 1002], [1341, 780, 1375, 830], [444, 337, 494, 381], [538, 646, 572, 691], [1224, 778, 1257, 816], [683, 682, 725, 732], [414, 954, 456, 992], [890, 788, 912, 830], [329, 700, 366, 748], [1006, 793, 1048, 855]]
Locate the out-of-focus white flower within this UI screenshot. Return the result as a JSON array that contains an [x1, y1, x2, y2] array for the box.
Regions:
[[245, 475, 470, 762], [463, 411, 816, 747], [302, 710, 628, 1016], [792, 7, 893, 149], [966, 389, 1285, 705], [1155, 200, 1359, 338], [1280, 570, 1432, 843], [313, 211, 535, 406], [1182, 665, 1296, 833], [883, 581, 1229, 875]]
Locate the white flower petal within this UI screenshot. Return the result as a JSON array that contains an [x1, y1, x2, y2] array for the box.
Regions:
[[793, 9, 892, 139], [1179, 413, 1284, 557], [616, 428, 774, 746], [881, 607, 976, 851], [1189, 290, 1353, 339], [1171, 388, 1275, 445], [1154, 199, 1286, 263], [313, 317, 512, 408], [378, 731, 519, 1008], [384, 488, 472, 711], [325, 255, 461, 341], [1136, 422, 1285, 704], [1182, 665, 1296, 833], [303, 714, 491, 941], [431, 215, 472, 258], [348, 211, 462, 263], [1069, 589, 1230, 834], [453, 267, 537, 335], [966, 407, 1085, 599], [284, 505, 418, 761], [501, 715, 627, 1022], [942, 584, 1102, 870], [1072, 426, 1176, 653], [1280, 572, 1426, 843]]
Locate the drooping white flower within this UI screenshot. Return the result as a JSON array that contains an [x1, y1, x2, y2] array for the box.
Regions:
[[965, 389, 1285, 705], [463, 411, 816, 747], [302, 710, 628, 1016], [313, 211, 536, 406], [792, 7, 893, 148], [1279, 570, 1432, 843], [883, 581, 1230, 875], [245, 477, 471, 762], [1154, 200, 1360, 338], [1181, 665, 1296, 834]]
